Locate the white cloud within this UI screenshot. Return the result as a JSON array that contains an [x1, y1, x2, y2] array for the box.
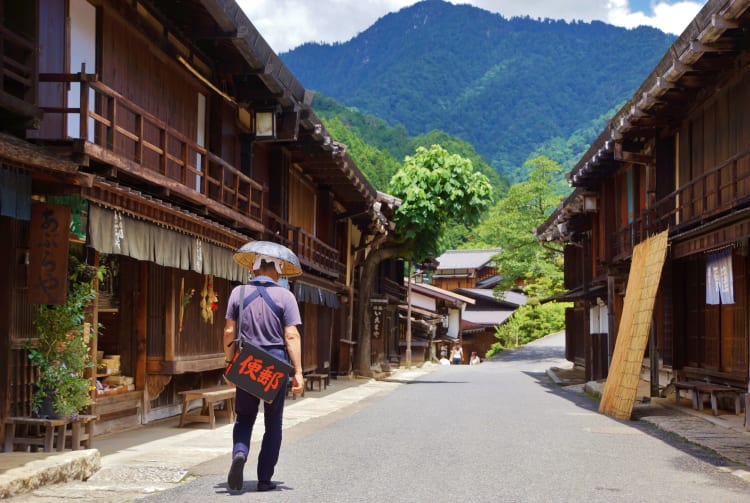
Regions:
[[236, 1, 707, 53], [237, 0, 415, 53], [468, 0, 608, 23], [606, 1, 704, 34]]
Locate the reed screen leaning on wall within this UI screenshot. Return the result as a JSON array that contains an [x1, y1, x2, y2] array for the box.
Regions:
[[599, 229, 669, 420]]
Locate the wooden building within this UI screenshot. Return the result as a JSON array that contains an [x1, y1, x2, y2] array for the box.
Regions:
[[430, 248, 518, 358], [432, 248, 503, 291], [456, 288, 527, 359], [1, 0, 390, 440], [401, 281, 474, 365], [537, 0, 750, 414]]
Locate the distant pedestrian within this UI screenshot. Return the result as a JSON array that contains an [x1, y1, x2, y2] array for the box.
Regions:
[[470, 351, 481, 365], [451, 341, 463, 365]]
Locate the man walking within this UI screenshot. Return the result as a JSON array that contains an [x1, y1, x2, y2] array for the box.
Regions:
[[223, 255, 304, 492]]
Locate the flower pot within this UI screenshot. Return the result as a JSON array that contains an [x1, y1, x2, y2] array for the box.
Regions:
[[34, 387, 62, 419]]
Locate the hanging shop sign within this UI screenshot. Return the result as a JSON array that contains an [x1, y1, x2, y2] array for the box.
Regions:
[[29, 203, 71, 305]]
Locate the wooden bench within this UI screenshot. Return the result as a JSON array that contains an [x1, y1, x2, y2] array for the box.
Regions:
[[694, 384, 743, 416], [4, 417, 68, 452], [673, 369, 745, 416], [299, 366, 330, 393], [178, 385, 236, 428], [673, 380, 705, 409], [306, 372, 330, 392], [3, 415, 97, 452]]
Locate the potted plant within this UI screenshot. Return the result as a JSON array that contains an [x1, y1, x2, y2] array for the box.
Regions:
[[27, 257, 103, 419]]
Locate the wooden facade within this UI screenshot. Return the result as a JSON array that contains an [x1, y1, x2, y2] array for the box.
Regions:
[[0, 0, 393, 443], [537, 0, 750, 403]]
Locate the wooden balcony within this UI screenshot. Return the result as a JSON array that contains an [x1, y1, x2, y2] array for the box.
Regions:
[[610, 149, 750, 259], [263, 211, 340, 279], [37, 73, 263, 231], [652, 150, 750, 234]]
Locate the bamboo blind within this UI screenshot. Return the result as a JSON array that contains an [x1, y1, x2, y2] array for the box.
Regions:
[[599, 229, 669, 420]]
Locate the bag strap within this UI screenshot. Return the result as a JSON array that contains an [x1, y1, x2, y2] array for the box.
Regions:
[[233, 283, 284, 347], [230, 285, 246, 351], [243, 284, 284, 321]]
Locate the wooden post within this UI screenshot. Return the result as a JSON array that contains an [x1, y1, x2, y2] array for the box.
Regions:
[[89, 250, 100, 406], [159, 129, 168, 175], [79, 67, 89, 141], [164, 269, 176, 362], [136, 114, 143, 163], [107, 93, 115, 149], [650, 318, 659, 397], [607, 273, 617, 372], [135, 262, 148, 390], [582, 232, 591, 382], [180, 141, 188, 185]]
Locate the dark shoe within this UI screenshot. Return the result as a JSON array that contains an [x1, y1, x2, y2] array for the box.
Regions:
[[257, 481, 278, 492], [227, 453, 246, 491]]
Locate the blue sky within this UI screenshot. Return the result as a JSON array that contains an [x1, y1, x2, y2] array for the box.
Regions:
[[238, 1, 708, 53], [631, 0, 655, 13]]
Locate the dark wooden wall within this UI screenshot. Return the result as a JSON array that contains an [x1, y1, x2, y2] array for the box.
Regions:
[[100, 7, 199, 137], [565, 306, 584, 365], [35, 0, 66, 138], [2, 217, 35, 422], [679, 67, 750, 221], [674, 253, 748, 382], [300, 303, 318, 370], [563, 245, 582, 290], [174, 271, 229, 357]]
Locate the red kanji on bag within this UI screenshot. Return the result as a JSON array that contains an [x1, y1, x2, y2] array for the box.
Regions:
[[224, 343, 293, 403]]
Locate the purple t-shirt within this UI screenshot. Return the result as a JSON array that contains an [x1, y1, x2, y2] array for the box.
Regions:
[[225, 276, 302, 347]]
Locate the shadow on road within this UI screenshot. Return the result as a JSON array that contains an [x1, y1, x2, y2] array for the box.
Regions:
[[381, 378, 469, 385], [522, 371, 741, 471]]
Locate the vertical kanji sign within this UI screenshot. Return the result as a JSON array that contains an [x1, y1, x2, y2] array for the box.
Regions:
[[29, 203, 71, 305]]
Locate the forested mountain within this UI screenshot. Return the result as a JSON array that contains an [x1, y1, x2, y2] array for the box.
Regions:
[[313, 94, 509, 195], [282, 0, 675, 183]]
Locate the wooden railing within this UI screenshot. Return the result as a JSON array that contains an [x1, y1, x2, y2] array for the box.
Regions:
[[610, 216, 647, 259], [38, 73, 263, 222], [609, 149, 750, 258], [263, 211, 340, 278], [650, 150, 750, 234], [0, 24, 36, 102]]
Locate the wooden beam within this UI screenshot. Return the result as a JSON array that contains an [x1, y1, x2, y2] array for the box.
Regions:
[[84, 181, 250, 249], [0, 133, 79, 173], [664, 59, 691, 82], [614, 143, 653, 165], [690, 40, 739, 53]]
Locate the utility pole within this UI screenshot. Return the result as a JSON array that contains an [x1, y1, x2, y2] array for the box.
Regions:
[[405, 261, 413, 368]]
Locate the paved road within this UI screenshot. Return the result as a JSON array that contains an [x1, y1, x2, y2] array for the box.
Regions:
[[139, 333, 750, 502]]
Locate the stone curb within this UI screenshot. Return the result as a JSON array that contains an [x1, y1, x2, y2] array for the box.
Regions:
[[0, 450, 100, 499]]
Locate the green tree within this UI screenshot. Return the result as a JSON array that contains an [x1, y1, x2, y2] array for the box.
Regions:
[[468, 155, 565, 297], [355, 145, 493, 375], [488, 299, 568, 357]]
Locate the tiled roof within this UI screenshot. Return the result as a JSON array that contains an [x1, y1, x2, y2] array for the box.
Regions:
[[456, 288, 527, 307], [435, 248, 502, 270], [462, 310, 515, 326]]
